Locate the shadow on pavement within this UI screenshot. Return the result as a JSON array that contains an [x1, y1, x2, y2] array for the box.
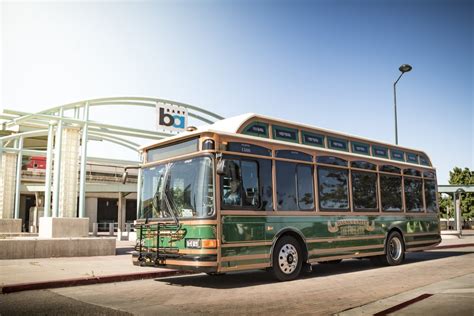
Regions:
[[115, 247, 135, 256], [154, 249, 472, 289]]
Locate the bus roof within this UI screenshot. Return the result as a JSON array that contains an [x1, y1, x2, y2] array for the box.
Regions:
[[141, 113, 433, 167]]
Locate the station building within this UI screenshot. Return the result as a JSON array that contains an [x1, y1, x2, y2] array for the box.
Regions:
[[0, 97, 223, 236]]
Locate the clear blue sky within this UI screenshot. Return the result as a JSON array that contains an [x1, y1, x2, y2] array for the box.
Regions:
[[1, 0, 473, 183]]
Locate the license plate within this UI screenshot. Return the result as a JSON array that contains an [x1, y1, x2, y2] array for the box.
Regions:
[[186, 239, 201, 249]]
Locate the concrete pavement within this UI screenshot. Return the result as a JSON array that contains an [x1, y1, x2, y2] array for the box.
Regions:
[[339, 273, 473, 315], [1, 246, 472, 315], [0, 234, 473, 294]]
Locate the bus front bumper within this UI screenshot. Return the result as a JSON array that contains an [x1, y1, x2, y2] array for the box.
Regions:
[[132, 251, 218, 273]]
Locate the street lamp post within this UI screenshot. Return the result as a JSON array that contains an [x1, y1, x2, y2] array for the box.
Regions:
[[393, 64, 412, 145]]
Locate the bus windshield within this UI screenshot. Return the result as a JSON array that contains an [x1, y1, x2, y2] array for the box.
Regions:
[[139, 156, 214, 219]]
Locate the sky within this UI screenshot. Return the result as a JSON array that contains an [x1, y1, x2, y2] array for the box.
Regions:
[[1, 0, 473, 184]]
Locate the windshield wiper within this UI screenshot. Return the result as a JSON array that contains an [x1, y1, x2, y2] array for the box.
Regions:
[[162, 163, 180, 227]]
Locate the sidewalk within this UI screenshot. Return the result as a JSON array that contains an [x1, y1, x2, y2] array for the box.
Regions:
[[338, 273, 473, 315], [1, 235, 473, 294], [0, 240, 194, 293]]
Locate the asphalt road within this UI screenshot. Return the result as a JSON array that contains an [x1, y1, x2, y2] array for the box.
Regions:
[[1, 247, 473, 315]]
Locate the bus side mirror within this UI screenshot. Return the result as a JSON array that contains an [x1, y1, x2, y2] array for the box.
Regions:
[[216, 159, 227, 175], [122, 171, 129, 184]]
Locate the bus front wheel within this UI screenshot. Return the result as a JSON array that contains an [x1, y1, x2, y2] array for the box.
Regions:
[[271, 236, 303, 281]]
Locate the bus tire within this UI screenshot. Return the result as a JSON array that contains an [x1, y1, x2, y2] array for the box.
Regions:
[[272, 235, 303, 281], [373, 231, 405, 266]]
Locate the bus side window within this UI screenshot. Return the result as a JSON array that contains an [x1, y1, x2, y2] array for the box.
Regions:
[[222, 160, 242, 207], [241, 160, 260, 207], [424, 179, 437, 212], [276, 162, 314, 211], [221, 158, 261, 209], [317, 166, 349, 210], [276, 161, 298, 210], [257, 158, 273, 211], [297, 164, 314, 210], [380, 174, 402, 211]]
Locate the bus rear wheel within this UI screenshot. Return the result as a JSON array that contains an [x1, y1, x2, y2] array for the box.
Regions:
[[272, 236, 303, 281], [371, 231, 405, 266]]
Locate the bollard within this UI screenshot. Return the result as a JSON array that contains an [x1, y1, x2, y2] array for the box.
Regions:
[[109, 222, 114, 236], [92, 223, 98, 236]]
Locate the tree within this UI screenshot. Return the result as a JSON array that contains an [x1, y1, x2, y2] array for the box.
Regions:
[[439, 194, 453, 219], [447, 167, 474, 220]]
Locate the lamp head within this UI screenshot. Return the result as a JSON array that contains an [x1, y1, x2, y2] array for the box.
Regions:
[[399, 64, 412, 73]]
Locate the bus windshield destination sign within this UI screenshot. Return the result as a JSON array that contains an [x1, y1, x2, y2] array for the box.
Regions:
[[227, 142, 272, 156]]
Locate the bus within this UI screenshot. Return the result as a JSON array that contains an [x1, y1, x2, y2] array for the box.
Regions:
[[129, 113, 441, 281]]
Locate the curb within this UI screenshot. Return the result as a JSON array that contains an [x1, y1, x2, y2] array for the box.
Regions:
[[0, 270, 196, 294], [1, 243, 471, 294], [434, 243, 474, 250]]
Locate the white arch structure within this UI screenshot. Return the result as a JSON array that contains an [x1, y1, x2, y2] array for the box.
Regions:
[[0, 97, 224, 221]]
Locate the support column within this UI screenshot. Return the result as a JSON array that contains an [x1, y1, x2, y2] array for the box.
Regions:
[[14, 137, 23, 219], [455, 192, 462, 236], [0, 153, 18, 219], [58, 127, 80, 217], [44, 123, 55, 217], [78, 102, 89, 218], [136, 168, 142, 218], [0, 152, 22, 232], [52, 109, 64, 218], [117, 193, 126, 240]]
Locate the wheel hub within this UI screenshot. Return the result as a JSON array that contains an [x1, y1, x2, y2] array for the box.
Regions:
[[278, 244, 298, 275], [389, 237, 402, 261], [287, 254, 294, 264]]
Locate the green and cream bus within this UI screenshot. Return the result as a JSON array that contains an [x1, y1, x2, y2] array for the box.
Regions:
[[130, 113, 440, 281]]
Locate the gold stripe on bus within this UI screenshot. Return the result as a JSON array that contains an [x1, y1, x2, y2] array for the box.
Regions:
[[164, 260, 217, 267], [221, 241, 273, 248], [308, 251, 385, 263], [219, 262, 271, 273], [306, 234, 385, 243], [220, 254, 270, 262], [404, 232, 439, 237], [406, 239, 441, 246], [135, 219, 217, 225], [221, 211, 437, 216], [179, 220, 217, 225], [308, 244, 384, 256], [178, 249, 218, 255]]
